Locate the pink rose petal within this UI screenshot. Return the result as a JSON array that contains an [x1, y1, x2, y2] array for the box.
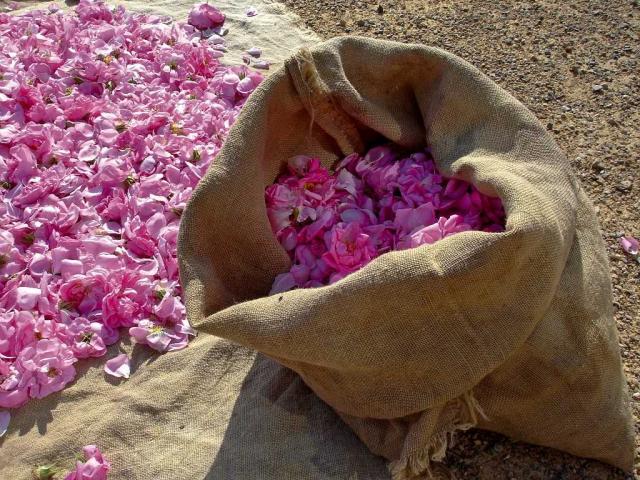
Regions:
[[104, 354, 130, 379], [15, 287, 41, 310], [247, 47, 262, 58], [253, 60, 270, 70], [0, 411, 9, 437], [620, 235, 639, 256]]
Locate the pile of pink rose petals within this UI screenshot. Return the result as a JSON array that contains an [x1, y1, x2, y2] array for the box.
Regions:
[[0, 0, 263, 417], [266, 146, 506, 293]]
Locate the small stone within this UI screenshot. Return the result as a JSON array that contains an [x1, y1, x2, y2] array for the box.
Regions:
[[617, 180, 632, 192], [377, 4, 384, 14], [356, 19, 366, 27], [591, 160, 605, 172], [592, 84, 604, 92], [632, 392, 640, 400]]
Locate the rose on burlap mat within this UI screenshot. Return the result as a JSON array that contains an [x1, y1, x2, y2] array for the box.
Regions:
[[178, 37, 634, 479]]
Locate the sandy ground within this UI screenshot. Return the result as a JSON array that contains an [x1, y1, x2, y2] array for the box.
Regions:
[[281, 0, 639, 478]]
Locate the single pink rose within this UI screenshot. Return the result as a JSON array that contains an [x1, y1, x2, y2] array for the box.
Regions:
[[322, 223, 377, 275], [188, 3, 226, 30], [18, 339, 76, 399], [64, 444, 111, 480]]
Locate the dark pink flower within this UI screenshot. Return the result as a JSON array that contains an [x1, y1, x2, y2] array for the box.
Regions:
[[322, 223, 377, 276], [76, 0, 113, 23], [66, 318, 107, 359]]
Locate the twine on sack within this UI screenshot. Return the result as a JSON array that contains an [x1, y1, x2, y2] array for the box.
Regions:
[[389, 391, 488, 480], [289, 47, 365, 157]]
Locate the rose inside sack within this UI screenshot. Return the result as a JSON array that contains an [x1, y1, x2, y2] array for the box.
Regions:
[[266, 146, 505, 291]]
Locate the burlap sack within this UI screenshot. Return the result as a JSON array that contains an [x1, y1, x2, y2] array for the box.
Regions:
[[0, 337, 390, 479], [178, 36, 635, 478]]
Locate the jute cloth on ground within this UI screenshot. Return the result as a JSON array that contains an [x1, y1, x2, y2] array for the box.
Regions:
[[178, 37, 634, 478], [0, 338, 390, 479]]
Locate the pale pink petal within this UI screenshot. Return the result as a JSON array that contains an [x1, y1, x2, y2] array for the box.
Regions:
[[104, 354, 130, 379], [0, 411, 9, 437], [16, 287, 41, 310], [60, 259, 84, 279], [270, 273, 297, 294], [253, 60, 270, 70], [620, 236, 639, 256]]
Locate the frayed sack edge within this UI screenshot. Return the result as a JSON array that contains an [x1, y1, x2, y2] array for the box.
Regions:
[[289, 47, 366, 156], [389, 391, 487, 480]]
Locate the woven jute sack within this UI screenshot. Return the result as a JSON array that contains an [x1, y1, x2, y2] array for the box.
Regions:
[[178, 36, 634, 478]]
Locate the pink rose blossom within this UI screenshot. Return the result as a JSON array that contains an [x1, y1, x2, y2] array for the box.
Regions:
[[398, 215, 471, 250], [188, 3, 226, 30], [129, 319, 192, 352], [101, 273, 146, 328], [0, 361, 31, 408], [66, 318, 107, 359], [64, 445, 111, 480], [322, 223, 377, 275], [18, 339, 76, 399]]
